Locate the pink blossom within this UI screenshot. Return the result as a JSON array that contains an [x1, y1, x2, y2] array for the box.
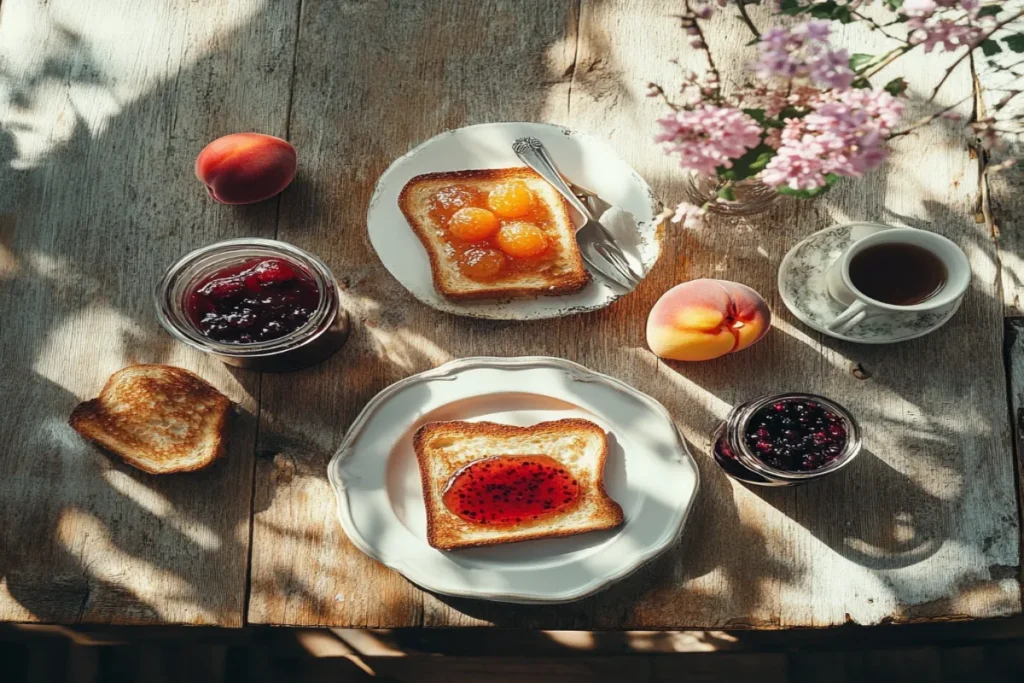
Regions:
[[755, 22, 854, 90], [902, 0, 937, 16], [757, 85, 822, 118], [760, 90, 904, 190], [760, 142, 829, 190], [655, 106, 763, 176], [908, 17, 983, 52], [671, 202, 706, 229], [831, 88, 904, 132], [902, 0, 988, 51], [764, 127, 784, 150]]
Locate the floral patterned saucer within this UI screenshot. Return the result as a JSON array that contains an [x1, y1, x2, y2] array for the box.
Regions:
[[777, 222, 961, 344]]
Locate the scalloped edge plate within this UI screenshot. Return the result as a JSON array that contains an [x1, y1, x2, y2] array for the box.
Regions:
[[367, 122, 665, 320], [327, 356, 699, 604]]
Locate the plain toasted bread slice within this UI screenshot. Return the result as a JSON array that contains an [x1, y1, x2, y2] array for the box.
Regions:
[[69, 365, 231, 474], [414, 418, 624, 550], [398, 168, 591, 301]]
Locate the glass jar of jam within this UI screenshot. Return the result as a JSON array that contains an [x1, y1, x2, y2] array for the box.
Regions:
[[712, 392, 862, 486], [156, 238, 349, 371]]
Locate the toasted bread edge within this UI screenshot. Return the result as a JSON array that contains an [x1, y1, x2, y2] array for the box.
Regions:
[[413, 418, 624, 551], [397, 168, 591, 301], [68, 365, 231, 475]]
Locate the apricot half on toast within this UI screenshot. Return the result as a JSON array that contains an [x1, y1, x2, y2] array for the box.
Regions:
[[398, 168, 591, 300]]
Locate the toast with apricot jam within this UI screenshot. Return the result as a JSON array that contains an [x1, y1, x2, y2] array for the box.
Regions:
[[398, 168, 590, 301], [414, 419, 624, 550]]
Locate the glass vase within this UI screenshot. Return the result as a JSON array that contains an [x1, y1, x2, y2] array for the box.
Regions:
[[684, 173, 778, 216]]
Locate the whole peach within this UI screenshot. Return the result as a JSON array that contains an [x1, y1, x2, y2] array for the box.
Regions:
[[195, 133, 296, 204], [646, 279, 771, 361]]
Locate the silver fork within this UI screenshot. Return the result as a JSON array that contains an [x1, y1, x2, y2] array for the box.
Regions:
[[512, 137, 644, 290]]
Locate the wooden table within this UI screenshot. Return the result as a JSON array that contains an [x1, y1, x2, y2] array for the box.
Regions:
[[1, 0, 1021, 629]]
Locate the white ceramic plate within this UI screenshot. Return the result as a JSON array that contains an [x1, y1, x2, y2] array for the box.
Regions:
[[327, 357, 699, 604], [366, 122, 665, 320]]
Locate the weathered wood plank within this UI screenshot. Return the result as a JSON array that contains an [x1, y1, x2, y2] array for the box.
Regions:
[[246, 0, 580, 628], [1005, 317, 1024, 589], [0, 0, 300, 625], [250, 0, 1019, 628], [974, 6, 1024, 315], [976, 9, 1024, 616], [563, 0, 1018, 628]]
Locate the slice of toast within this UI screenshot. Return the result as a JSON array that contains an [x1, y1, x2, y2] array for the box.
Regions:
[[69, 365, 231, 474], [398, 168, 591, 300], [414, 418, 624, 550]]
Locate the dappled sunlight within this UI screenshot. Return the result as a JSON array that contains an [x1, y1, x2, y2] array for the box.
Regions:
[[770, 317, 853, 370], [102, 470, 222, 551], [55, 508, 218, 623], [0, 0, 266, 170], [32, 304, 150, 396]]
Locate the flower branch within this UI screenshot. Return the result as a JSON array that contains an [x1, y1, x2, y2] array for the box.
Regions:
[[650, 0, 1024, 230]]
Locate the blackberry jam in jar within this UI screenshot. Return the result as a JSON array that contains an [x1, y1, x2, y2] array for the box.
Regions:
[[157, 238, 349, 371], [712, 393, 862, 486]]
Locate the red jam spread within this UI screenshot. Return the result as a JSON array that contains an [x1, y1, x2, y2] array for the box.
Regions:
[[743, 399, 847, 471], [441, 454, 580, 526], [186, 258, 320, 344]]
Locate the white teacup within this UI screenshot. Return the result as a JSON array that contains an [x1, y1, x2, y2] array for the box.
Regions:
[[825, 227, 970, 334]]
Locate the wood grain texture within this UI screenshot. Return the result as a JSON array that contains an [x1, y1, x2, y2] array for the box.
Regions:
[[0, 0, 1018, 629], [248, 0, 1020, 628], [974, 4, 1024, 315], [0, 0, 300, 625], [246, 0, 580, 627]]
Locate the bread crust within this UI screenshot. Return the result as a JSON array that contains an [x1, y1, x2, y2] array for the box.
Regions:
[[413, 418, 624, 550], [397, 168, 591, 301], [69, 364, 231, 474]]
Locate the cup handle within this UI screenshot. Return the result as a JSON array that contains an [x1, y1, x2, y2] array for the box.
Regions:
[[827, 300, 869, 333]]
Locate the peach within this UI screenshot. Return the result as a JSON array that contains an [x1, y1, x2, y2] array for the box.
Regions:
[[646, 279, 771, 361], [195, 133, 296, 204]]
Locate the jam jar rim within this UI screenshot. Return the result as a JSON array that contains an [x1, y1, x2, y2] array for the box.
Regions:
[[155, 237, 338, 358], [725, 391, 863, 481]]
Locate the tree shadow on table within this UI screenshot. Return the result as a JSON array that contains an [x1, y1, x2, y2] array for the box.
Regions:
[[0, 0, 316, 626]]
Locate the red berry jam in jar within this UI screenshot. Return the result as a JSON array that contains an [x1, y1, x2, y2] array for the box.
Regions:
[[186, 258, 320, 344], [157, 239, 349, 371], [441, 454, 580, 526], [712, 393, 861, 486]]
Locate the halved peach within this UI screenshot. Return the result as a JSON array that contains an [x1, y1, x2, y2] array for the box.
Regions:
[[646, 279, 771, 361]]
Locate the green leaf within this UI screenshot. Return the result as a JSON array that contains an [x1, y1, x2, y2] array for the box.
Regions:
[[884, 77, 908, 97], [808, 1, 838, 18], [849, 53, 876, 73], [1004, 34, 1024, 53], [718, 185, 737, 202], [779, 0, 807, 15], [851, 77, 872, 89], [884, 0, 903, 9], [748, 148, 775, 174], [718, 143, 777, 182], [742, 108, 767, 124], [982, 39, 1003, 56], [977, 5, 1001, 17], [776, 173, 841, 199], [833, 5, 854, 22], [776, 105, 810, 120]]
